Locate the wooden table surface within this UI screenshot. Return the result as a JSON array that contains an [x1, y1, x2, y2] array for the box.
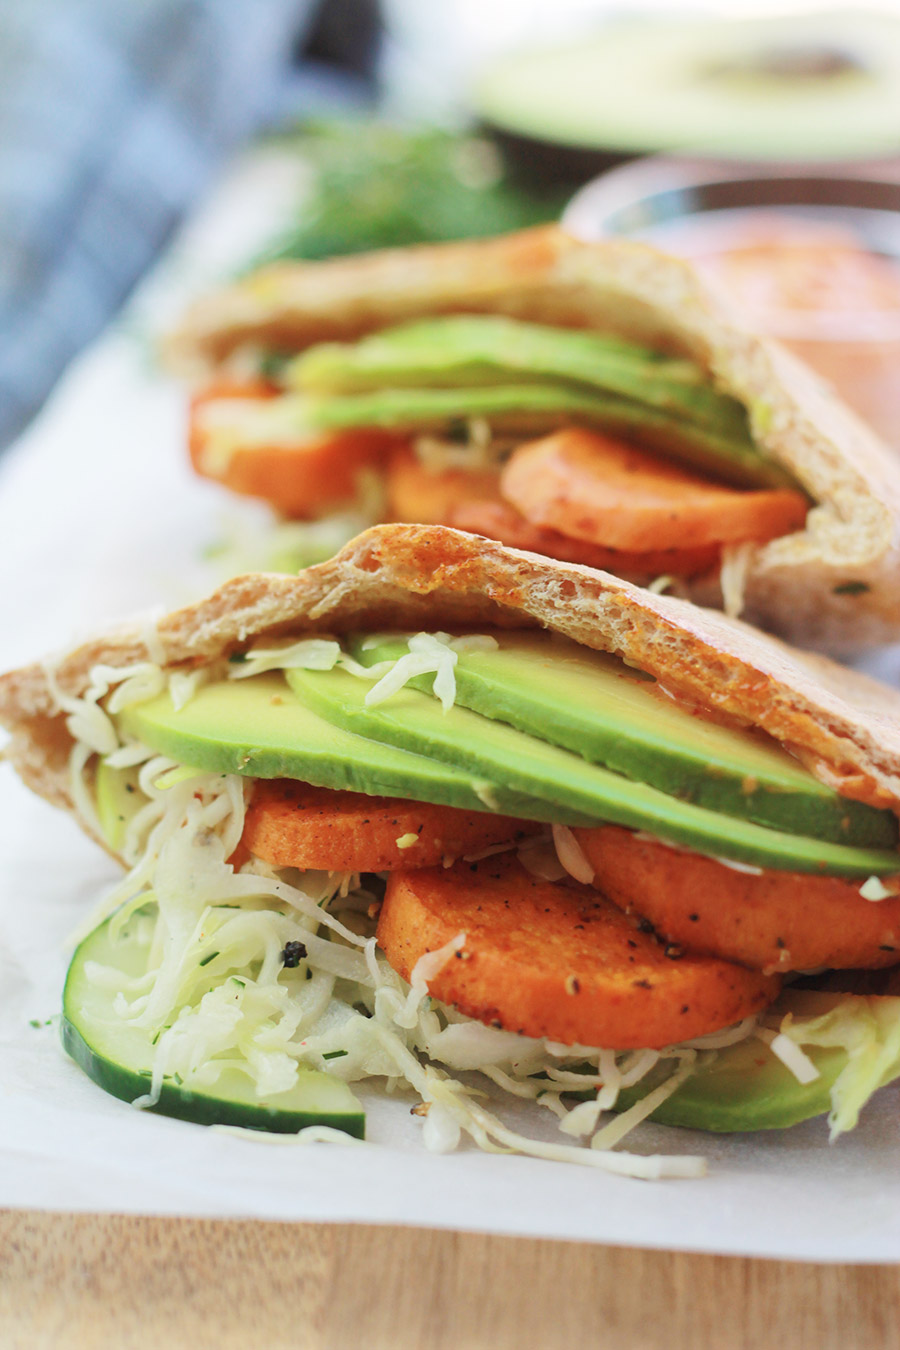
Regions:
[[1, 1210, 898, 1350]]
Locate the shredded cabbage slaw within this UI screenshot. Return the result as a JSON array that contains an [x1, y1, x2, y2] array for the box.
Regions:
[[51, 632, 900, 1177]]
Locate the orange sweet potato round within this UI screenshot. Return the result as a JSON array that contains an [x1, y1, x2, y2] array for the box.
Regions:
[[189, 381, 398, 518], [501, 428, 808, 551], [242, 781, 537, 873], [450, 499, 721, 578], [384, 444, 503, 524], [378, 853, 779, 1048], [574, 824, 900, 973]]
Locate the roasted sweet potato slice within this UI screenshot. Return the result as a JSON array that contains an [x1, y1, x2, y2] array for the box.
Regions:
[[450, 499, 721, 578], [501, 428, 808, 551], [378, 853, 779, 1048], [189, 381, 398, 518], [242, 781, 537, 873], [384, 444, 502, 524], [575, 825, 900, 973]]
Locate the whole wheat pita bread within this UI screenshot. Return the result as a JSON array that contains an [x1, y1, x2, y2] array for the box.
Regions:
[[167, 226, 900, 650], [3, 525, 900, 844]]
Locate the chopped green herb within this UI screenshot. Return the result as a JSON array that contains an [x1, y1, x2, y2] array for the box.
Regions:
[[833, 581, 870, 595], [445, 418, 470, 445], [252, 121, 564, 269], [228, 651, 248, 664], [322, 1049, 349, 1061], [198, 950, 220, 968]]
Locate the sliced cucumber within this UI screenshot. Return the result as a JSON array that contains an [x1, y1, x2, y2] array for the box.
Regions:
[[62, 909, 365, 1136]]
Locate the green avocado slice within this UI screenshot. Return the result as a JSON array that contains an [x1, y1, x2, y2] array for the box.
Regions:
[[222, 374, 786, 489], [95, 759, 143, 854], [290, 316, 750, 438], [302, 382, 786, 489], [117, 674, 579, 824], [348, 632, 898, 850], [63, 907, 365, 1135], [284, 666, 900, 877], [612, 990, 900, 1133], [613, 1039, 846, 1132], [471, 16, 900, 161]]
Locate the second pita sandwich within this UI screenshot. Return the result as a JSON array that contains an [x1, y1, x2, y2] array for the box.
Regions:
[[168, 226, 900, 650]]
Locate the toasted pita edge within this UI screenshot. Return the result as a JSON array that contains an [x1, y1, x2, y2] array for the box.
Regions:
[[3, 525, 900, 832]]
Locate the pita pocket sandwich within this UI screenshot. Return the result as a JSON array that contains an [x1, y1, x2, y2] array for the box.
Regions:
[[5, 523, 900, 1176], [168, 226, 900, 651]]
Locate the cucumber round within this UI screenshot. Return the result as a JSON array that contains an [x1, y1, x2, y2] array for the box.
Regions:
[[62, 910, 365, 1136]]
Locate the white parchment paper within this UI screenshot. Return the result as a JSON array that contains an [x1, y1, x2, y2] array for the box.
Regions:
[[3, 149, 900, 1261]]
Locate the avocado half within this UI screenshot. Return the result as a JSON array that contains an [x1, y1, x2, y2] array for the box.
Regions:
[[472, 13, 900, 174]]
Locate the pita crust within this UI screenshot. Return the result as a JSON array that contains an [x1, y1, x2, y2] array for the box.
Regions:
[[167, 226, 900, 650], [4, 525, 900, 833]]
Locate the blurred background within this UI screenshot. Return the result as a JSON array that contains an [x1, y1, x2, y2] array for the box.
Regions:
[[7, 0, 900, 451]]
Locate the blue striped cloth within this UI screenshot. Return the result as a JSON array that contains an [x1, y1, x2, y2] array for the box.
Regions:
[[0, 0, 324, 448]]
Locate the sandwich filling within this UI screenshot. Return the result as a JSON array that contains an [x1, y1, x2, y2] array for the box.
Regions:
[[55, 627, 900, 1176], [189, 316, 809, 596]]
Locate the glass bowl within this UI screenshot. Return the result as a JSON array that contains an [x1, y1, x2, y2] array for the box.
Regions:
[[563, 158, 900, 450]]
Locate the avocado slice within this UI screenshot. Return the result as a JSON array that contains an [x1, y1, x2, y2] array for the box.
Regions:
[[291, 316, 750, 438], [349, 632, 897, 849], [303, 383, 786, 489], [285, 666, 900, 876], [95, 759, 144, 854], [471, 15, 900, 161], [235, 385, 784, 492], [612, 989, 900, 1133], [612, 1038, 846, 1133], [117, 673, 577, 823]]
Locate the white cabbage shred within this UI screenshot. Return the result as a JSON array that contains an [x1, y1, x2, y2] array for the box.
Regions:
[[719, 542, 754, 619], [859, 875, 900, 901], [414, 418, 510, 472], [361, 632, 499, 713], [773, 995, 900, 1138], [551, 824, 595, 885]]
